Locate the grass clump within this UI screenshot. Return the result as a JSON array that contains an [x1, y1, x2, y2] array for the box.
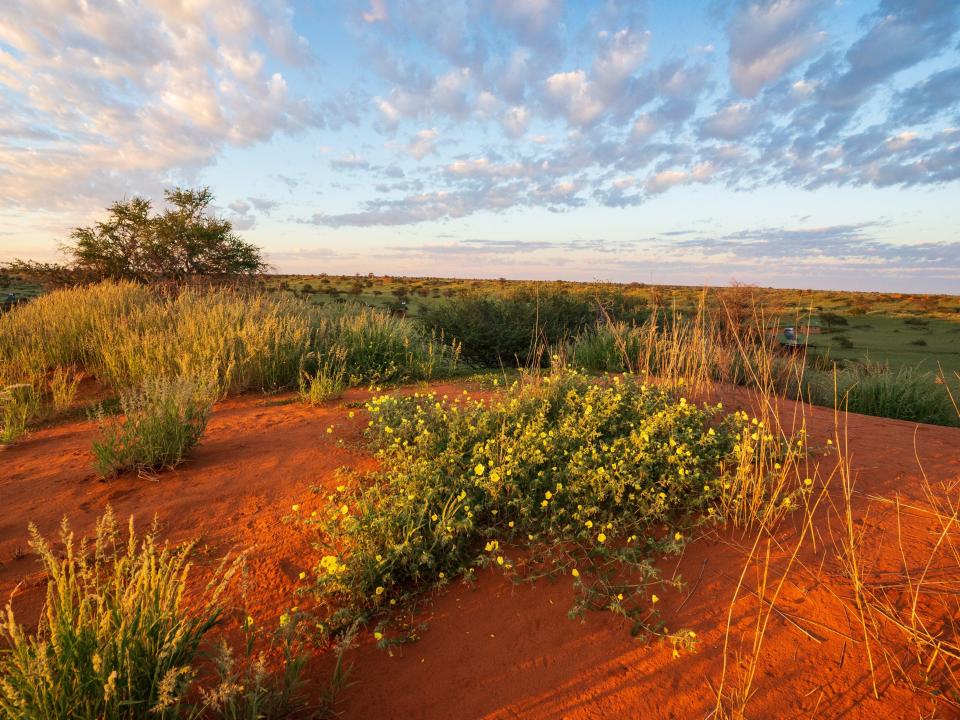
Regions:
[[299, 370, 803, 640], [48, 367, 83, 415], [0, 383, 39, 445], [299, 351, 348, 405], [92, 377, 214, 477], [0, 509, 235, 720], [805, 361, 959, 427]]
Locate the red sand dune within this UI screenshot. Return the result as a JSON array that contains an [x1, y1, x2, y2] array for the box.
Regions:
[[1, 382, 958, 719]]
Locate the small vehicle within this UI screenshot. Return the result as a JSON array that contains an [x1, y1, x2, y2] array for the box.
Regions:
[[779, 325, 803, 350], [1, 293, 21, 312]]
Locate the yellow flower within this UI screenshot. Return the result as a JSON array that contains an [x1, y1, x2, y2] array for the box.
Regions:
[[298, 571, 306, 580], [508, 521, 515, 528], [374, 631, 383, 641], [804, 477, 813, 486], [571, 568, 580, 577], [496, 556, 504, 566], [597, 533, 607, 543], [585, 520, 593, 528], [674, 531, 683, 541], [375, 586, 385, 595], [340, 505, 349, 514], [291, 504, 300, 512]]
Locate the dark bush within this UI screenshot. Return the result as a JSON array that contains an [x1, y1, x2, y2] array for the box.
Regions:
[[423, 289, 595, 367]]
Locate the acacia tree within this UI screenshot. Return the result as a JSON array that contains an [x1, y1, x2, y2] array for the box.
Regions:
[[5, 187, 268, 285]]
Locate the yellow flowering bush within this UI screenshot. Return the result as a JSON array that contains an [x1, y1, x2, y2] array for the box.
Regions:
[[301, 369, 797, 637]]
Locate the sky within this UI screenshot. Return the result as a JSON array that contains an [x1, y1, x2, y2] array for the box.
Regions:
[[1, 0, 959, 293]]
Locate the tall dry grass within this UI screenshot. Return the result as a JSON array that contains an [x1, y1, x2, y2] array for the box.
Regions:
[[0, 281, 459, 398]]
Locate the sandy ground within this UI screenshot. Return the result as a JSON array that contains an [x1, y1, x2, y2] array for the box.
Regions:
[[1, 380, 958, 719]]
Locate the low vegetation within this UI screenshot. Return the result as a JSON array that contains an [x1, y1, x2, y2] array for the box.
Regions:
[[0, 510, 234, 719], [92, 376, 215, 477], [1, 383, 39, 446], [0, 280, 460, 409], [805, 360, 959, 427], [0, 268, 956, 717], [299, 368, 806, 644]]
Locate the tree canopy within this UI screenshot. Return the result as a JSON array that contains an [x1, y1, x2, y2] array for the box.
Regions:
[[4, 187, 268, 285]]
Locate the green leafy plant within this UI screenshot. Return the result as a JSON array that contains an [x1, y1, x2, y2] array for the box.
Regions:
[[0, 509, 237, 720], [92, 376, 214, 477]]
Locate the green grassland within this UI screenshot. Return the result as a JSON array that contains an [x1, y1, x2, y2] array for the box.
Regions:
[[813, 315, 960, 376], [0, 279, 43, 302], [264, 274, 960, 375], [6, 272, 958, 376], [266, 273, 960, 315]]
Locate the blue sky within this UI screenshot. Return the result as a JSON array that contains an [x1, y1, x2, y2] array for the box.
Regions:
[[1, 0, 959, 292]]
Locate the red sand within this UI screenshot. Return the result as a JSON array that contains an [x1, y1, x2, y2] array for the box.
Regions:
[[1, 382, 958, 719]]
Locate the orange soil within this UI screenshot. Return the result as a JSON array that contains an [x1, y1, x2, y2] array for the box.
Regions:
[[1, 381, 958, 719]]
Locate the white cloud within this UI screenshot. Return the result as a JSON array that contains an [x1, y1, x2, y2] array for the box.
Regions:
[[646, 162, 714, 193], [404, 128, 440, 159], [362, 0, 388, 23], [631, 114, 659, 139], [727, 0, 827, 97], [0, 0, 321, 209], [444, 158, 526, 179], [592, 28, 650, 99], [544, 70, 606, 126], [700, 102, 760, 140], [501, 105, 531, 138]]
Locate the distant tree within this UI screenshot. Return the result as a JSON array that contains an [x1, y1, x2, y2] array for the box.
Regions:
[[818, 311, 849, 331], [3, 187, 267, 286]]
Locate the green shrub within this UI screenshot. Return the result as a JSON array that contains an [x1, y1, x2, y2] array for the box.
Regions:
[[92, 377, 214, 477], [298, 370, 801, 639], [423, 289, 594, 367], [568, 322, 643, 372], [312, 304, 459, 384], [805, 361, 958, 426], [0, 509, 233, 720]]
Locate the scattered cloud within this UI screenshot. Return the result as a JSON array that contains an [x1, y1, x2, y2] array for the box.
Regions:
[[727, 0, 828, 97], [0, 0, 337, 209]]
